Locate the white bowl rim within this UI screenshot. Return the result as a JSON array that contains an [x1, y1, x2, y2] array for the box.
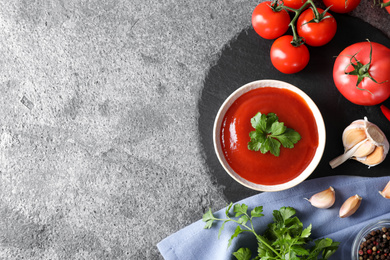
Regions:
[[213, 79, 326, 192]]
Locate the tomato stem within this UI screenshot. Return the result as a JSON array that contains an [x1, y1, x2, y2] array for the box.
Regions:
[[270, 0, 285, 12], [280, 0, 320, 46], [310, 5, 321, 18], [373, 0, 390, 8], [381, 1, 390, 7], [345, 39, 383, 90]]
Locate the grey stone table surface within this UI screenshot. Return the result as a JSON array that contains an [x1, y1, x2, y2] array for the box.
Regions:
[[0, 1, 389, 259]]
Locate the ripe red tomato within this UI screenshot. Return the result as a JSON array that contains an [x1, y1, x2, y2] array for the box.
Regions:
[[333, 41, 390, 106], [270, 35, 310, 74], [252, 1, 290, 40], [297, 8, 337, 46], [283, 0, 308, 9], [322, 0, 361, 13]]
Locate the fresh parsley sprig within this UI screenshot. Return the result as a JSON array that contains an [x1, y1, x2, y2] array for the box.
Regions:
[[248, 112, 301, 156], [203, 203, 339, 260]]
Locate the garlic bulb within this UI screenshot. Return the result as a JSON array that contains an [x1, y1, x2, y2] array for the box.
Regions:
[[339, 194, 362, 218], [329, 117, 389, 169], [305, 187, 335, 208]]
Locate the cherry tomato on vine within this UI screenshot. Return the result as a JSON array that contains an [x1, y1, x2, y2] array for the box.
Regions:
[[297, 8, 337, 46], [333, 41, 390, 106], [270, 35, 310, 74], [283, 0, 308, 9], [322, 0, 361, 13], [252, 1, 290, 40]]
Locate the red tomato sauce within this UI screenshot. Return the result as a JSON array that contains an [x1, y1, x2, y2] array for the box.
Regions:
[[221, 87, 319, 185]]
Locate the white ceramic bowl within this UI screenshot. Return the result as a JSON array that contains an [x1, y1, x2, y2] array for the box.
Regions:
[[213, 79, 326, 192]]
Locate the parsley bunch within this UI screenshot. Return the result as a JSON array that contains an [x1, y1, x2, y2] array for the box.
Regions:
[[203, 203, 339, 260], [248, 112, 301, 156]]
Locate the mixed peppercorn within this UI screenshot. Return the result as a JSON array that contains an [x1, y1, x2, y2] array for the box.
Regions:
[[358, 227, 390, 260]]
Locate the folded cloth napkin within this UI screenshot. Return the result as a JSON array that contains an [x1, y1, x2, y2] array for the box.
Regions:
[[157, 175, 390, 260]]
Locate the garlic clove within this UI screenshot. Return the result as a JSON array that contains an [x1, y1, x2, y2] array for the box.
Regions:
[[339, 194, 362, 218], [379, 180, 390, 199], [352, 139, 376, 158], [342, 126, 366, 151], [355, 146, 385, 167], [305, 186, 335, 209]]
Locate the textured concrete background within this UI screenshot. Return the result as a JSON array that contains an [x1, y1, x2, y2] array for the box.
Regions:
[[0, 0, 389, 259]]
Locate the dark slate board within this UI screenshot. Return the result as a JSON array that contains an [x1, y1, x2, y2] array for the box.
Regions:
[[199, 13, 390, 202]]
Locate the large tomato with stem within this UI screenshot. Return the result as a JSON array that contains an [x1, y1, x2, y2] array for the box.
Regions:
[[252, 1, 290, 40], [297, 8, 337, 46], [333, 41, 390, 106], [270, 35, 310, 74], [322, 0, 361, 13]]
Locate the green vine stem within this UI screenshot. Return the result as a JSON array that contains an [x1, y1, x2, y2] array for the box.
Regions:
[[373, 0, 390, 9], [381, 1, 390, 7], [279, 0, 329, 46]]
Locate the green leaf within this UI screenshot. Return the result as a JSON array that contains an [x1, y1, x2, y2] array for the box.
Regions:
[[251, 206, 264, 218], [228, 226, 243, 248], [237, 215, 250, 225], [249, 130, 258, 140], [270, 121, 286, 136], [268, 138, 281, 157], [225, 202, 233, 216], [272, 237, 290, 247], [289, 255, 301, 260], [233, 248, 252, 260], [251, 112, 267, 131], [218, 221, 228, 239], [283, 128, 301, 143], [248, 129, 267, 152], [272, 210, 284, 227], [322, 241, 340, 259], [204, 220, 214, 229], [265, 113, 278, 132], [308, 238, 339, 259], [202, 208, 216, 229], [285, 218, 303, 234], [275, 128, 301, 148], [257, 235, 274, 258], [248, 112, 301, 157], [234, 204, 249, 217], [291, 245, 309, 256], [301, 224, 312, 238], [279, 207, 296, 221], [315, 238, 333, 248], [272, 207, 297, 229], [260, 138, 271, 154]]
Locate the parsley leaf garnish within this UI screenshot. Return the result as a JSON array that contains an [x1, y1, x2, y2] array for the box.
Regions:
[[248, 112, 301, 156], [203, 204, 340, 260], [233, 248, 252, 260]]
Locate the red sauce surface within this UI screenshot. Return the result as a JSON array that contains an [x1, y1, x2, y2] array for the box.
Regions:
[[221, 87, 319, 185]]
